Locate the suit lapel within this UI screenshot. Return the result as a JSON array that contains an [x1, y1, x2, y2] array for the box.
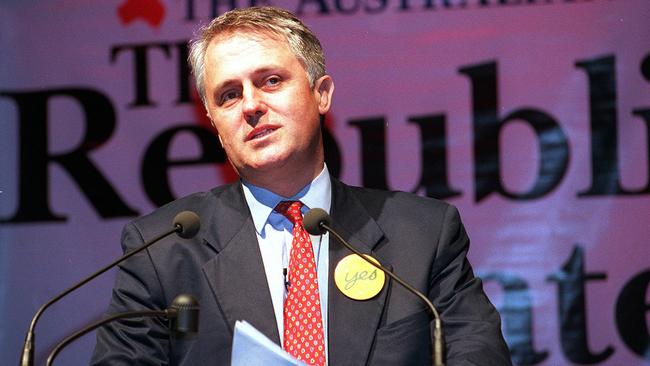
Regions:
[[196, 180, 392, 362], [201, 183, 281, 345], [327, 180, 391, 366]]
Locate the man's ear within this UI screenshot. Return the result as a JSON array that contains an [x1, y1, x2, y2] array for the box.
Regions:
[[207, 112, 217, 129], [207, 114, 223, 145], [314, 75, 334, 115]]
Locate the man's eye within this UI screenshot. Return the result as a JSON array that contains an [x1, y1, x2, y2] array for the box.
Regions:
[[265, 76, 281, 86], [220, 90, 240, 104]]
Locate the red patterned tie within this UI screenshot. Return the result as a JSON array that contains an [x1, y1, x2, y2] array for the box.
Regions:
[[275, 201, 326, 366]]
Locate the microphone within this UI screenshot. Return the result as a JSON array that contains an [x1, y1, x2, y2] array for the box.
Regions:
[[173, 211, 201, 239], [45, 294, 200, 366], [304, 208, 445, 366], [19, 211, 201, 366], [168, 293, 201, 334]]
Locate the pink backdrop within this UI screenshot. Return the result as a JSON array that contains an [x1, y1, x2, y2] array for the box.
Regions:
[[1, 0, 649, 365]]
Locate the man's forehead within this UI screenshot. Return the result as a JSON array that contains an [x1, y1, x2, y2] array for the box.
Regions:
[[209, 28, 289, 51], [202, 28, 309, 91]]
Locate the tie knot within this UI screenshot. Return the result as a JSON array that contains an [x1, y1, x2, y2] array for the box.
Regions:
[[275, 201, 303, 225]]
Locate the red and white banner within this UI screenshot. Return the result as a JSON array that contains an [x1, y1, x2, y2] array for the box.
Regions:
[[1, 0, 649, 364]]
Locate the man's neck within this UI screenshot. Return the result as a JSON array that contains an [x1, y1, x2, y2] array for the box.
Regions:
[[244, 161, 325, 198], [241, 164, 331, 235]]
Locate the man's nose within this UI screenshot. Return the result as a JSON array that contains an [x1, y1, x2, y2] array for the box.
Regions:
[[241, 87, 267, 122]]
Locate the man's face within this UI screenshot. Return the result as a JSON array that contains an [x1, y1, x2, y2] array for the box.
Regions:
[[203, 31, 333, 189]]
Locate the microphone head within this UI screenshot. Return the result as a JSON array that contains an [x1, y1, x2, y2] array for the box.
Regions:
[[173, 211, 200, 239], [304, 208, 331, 235], [169, 294, 200, 334]]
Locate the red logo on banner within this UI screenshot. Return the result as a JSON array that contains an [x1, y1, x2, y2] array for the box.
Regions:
[[117, 0, 165, 28]]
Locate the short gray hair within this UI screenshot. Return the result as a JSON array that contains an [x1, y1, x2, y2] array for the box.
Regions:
[[188, 7, 326, 107]]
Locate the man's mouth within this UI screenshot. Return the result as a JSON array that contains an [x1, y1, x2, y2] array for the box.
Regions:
[[247, 125, 279, 141]]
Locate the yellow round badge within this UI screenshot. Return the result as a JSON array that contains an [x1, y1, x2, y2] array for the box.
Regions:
[[334, 254, 386, 300]]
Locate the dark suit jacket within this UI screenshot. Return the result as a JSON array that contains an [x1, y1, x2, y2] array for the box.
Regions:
[[91, 179, 512, 365]]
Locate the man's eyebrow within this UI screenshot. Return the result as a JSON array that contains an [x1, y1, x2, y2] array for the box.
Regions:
[[213, 66, 287, 91], [251, 66, 285, 77], [213, 79, 239, 94]]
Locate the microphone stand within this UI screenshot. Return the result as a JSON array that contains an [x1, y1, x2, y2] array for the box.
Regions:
[[46, 310, 167, 366], [19, 226, 179, 366], [20, 210, 200, 366], [46, 293, 199, 366], [319, 220, 445, 366]]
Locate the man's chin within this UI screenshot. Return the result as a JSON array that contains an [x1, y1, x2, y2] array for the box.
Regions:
[[250, 158, 288, 173], [239, 156, 288, 177]]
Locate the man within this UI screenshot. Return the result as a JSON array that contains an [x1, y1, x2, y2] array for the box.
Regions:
[[91, 6, 512, 366]]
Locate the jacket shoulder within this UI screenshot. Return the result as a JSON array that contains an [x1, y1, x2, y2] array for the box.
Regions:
[[336, 180, 453, 218], [128, 183, 242, 237]]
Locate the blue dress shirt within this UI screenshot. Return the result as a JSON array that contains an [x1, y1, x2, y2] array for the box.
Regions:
[[241, 165, 331, 359]]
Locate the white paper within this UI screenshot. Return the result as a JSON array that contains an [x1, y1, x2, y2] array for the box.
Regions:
[[231, 320, 306, 366]]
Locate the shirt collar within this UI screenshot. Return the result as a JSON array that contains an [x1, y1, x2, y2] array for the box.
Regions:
[[241, 164, 332, 235]]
